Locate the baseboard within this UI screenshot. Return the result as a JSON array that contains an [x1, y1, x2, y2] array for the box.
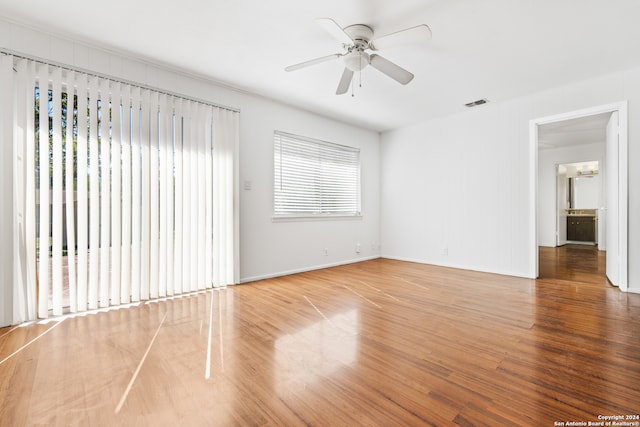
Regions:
[[240, 255, 381, 284], [565, 240, 597, 246], [380, 254, 530, 279]]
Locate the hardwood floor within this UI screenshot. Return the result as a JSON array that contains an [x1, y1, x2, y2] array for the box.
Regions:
[[1, 254, 639, 426], [539, 244, 607, 284]]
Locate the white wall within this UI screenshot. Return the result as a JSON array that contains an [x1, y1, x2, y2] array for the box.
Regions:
[[238, 96, 381, 282], [538, 143, 604, 247], [0, 20, 381, 292], [381, 99, 530, 277], [381, 67, 640, 293]]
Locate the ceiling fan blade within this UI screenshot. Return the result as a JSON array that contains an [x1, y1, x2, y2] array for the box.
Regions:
[[336, 68, 354, 95], [316, 17, 354, 45], [370, 24, 432, 51], [369, 54, 414, 85], [285, 53, 342, 72]]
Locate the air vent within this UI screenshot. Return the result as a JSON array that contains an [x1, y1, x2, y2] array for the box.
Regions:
[[464, 98, 489, 108]]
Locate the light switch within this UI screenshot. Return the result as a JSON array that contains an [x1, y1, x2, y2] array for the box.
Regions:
[[243, 180, 252, 190]]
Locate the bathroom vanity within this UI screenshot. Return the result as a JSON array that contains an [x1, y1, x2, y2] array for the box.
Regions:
[[566, 209, 597, 243]]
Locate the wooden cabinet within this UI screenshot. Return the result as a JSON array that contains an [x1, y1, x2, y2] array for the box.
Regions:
[[567, 216, 596, 242]]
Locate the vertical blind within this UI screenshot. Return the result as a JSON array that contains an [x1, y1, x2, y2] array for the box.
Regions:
[[5, 54, 239, 322], [274, 131, 361, 217]]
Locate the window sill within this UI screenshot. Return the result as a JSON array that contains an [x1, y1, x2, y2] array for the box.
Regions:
[[272, 214, 363, 223]]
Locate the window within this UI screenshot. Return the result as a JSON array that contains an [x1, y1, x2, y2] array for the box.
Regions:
[[4, 54, 239, 322], [274, 131, 360, 218]]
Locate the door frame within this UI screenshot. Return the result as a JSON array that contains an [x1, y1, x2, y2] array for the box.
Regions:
[[555, 164, 568, 247], [529, 101, 628, 290]]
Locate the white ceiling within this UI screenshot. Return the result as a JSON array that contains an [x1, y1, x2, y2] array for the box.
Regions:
[[1, 0, 640, 132], [538, 112, 612, 150]]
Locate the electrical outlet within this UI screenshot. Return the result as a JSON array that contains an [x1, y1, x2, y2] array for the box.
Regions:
[[441, 247, 448, 256], [324, 248, 328, 256], [356, 243, 361, 253]]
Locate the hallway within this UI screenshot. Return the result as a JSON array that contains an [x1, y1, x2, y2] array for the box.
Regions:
[[539, 244, 608, 285]]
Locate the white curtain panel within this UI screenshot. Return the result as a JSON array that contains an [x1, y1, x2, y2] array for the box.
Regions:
[[6, 54, 239, 322]]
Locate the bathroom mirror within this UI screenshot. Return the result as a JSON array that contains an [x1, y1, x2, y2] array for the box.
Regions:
[[570, 175, 599, 208], [562, 161, 600, 209]]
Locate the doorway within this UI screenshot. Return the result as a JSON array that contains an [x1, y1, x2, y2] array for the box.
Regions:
[[530, 102, 628, 291], [557, 160, 601, 247]]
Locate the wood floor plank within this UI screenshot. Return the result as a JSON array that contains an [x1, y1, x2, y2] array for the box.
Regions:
[[1, 247, 639, 425]]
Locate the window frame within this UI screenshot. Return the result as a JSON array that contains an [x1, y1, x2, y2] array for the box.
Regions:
[[273, 130, 362, 220]]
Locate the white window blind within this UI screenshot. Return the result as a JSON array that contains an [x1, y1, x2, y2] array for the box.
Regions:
[[5, 54, 239, 322], [274, 131, 361, 217]]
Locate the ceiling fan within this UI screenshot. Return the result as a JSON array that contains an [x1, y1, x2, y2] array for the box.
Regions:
[[285, 18, 432, 95]]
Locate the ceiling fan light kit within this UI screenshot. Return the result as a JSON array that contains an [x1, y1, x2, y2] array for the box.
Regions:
[[344, 51, 370, 72], [285, 17, 431, 96]]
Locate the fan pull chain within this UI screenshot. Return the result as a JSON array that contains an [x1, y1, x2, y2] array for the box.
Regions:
[[352, 52, 363, 97], [359, 52, 363, 88]]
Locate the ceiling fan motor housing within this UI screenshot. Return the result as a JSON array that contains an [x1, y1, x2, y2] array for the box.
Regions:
[[344, 24, 374, 46], [343, 24, 374, 71]]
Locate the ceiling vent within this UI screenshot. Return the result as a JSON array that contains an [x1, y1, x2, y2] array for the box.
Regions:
[[464, 98, 489, 108]]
